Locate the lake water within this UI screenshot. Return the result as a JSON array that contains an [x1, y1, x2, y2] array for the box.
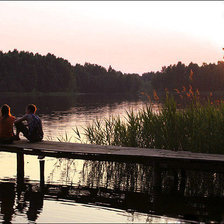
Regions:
[[0, 94, 224, 223], [0, 93, 157, 142]]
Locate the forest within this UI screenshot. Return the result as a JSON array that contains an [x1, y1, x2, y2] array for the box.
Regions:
[[142, 61, 224, 92], [0, 49, 224, 93], [0, 50, 141, 93]]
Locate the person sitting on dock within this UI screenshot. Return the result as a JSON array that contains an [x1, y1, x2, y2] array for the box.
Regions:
[[0, 104, 16, 144], [14, 104, 43, 143]]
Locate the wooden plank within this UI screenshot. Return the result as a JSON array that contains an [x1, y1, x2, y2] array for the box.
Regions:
[[1, 140, 224, 166]]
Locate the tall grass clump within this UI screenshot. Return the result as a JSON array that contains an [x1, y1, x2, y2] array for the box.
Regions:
[[74, 93, 224, 154], [74, 69, 224, 154]]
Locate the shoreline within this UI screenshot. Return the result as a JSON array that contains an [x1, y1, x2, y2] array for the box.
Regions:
[[0, 91, 141, 97]]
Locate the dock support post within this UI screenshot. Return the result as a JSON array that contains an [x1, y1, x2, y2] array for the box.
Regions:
[[39, 155, 45, 192], [17, 151, 24, 189], [173, 169, 179, 193], [152, 160, 161, 202], [179, 169, 186, 195]]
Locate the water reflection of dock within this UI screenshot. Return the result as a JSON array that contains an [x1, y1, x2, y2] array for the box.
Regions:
[[1, 140, 224, 222], [1, 180, 224, 223], [2, 140, 224, 198]]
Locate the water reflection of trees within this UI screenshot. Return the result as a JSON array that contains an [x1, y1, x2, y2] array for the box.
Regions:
[[2, 93, 143, 116]]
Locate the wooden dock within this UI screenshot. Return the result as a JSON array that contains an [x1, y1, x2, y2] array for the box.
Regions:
[[1, 140, 224, 198], [1, 140, 224, 171]]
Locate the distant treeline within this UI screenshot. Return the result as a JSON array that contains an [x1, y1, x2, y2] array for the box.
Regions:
[[0, 50, 141, 93], [0, 49, 224, 93], [142, 61, 224, 92]]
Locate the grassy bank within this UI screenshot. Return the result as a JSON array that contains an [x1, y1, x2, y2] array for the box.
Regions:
[[74, 92, 224, 154]]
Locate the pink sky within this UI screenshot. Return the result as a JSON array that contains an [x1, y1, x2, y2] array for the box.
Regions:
[[0, 1, 224, 74]]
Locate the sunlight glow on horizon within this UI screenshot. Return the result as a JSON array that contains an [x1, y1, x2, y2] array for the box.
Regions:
[[0, 1, 224, 74]]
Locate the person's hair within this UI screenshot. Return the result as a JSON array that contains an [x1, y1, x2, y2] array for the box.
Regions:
[[27, 104, 37, 114], [1, 104, 11, 118]]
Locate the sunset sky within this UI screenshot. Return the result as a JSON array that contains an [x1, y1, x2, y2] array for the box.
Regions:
[[0, 1, 224, 74]]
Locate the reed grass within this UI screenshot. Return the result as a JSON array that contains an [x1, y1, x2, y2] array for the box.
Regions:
[[74, 90, 224, 154], [57, 132, 73, 142]]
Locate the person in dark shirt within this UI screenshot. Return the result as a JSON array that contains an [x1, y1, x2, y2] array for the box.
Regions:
[[14, 104, 43, 142]]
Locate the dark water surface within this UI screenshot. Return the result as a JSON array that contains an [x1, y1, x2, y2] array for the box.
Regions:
[[0, 94, 224, 223]]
